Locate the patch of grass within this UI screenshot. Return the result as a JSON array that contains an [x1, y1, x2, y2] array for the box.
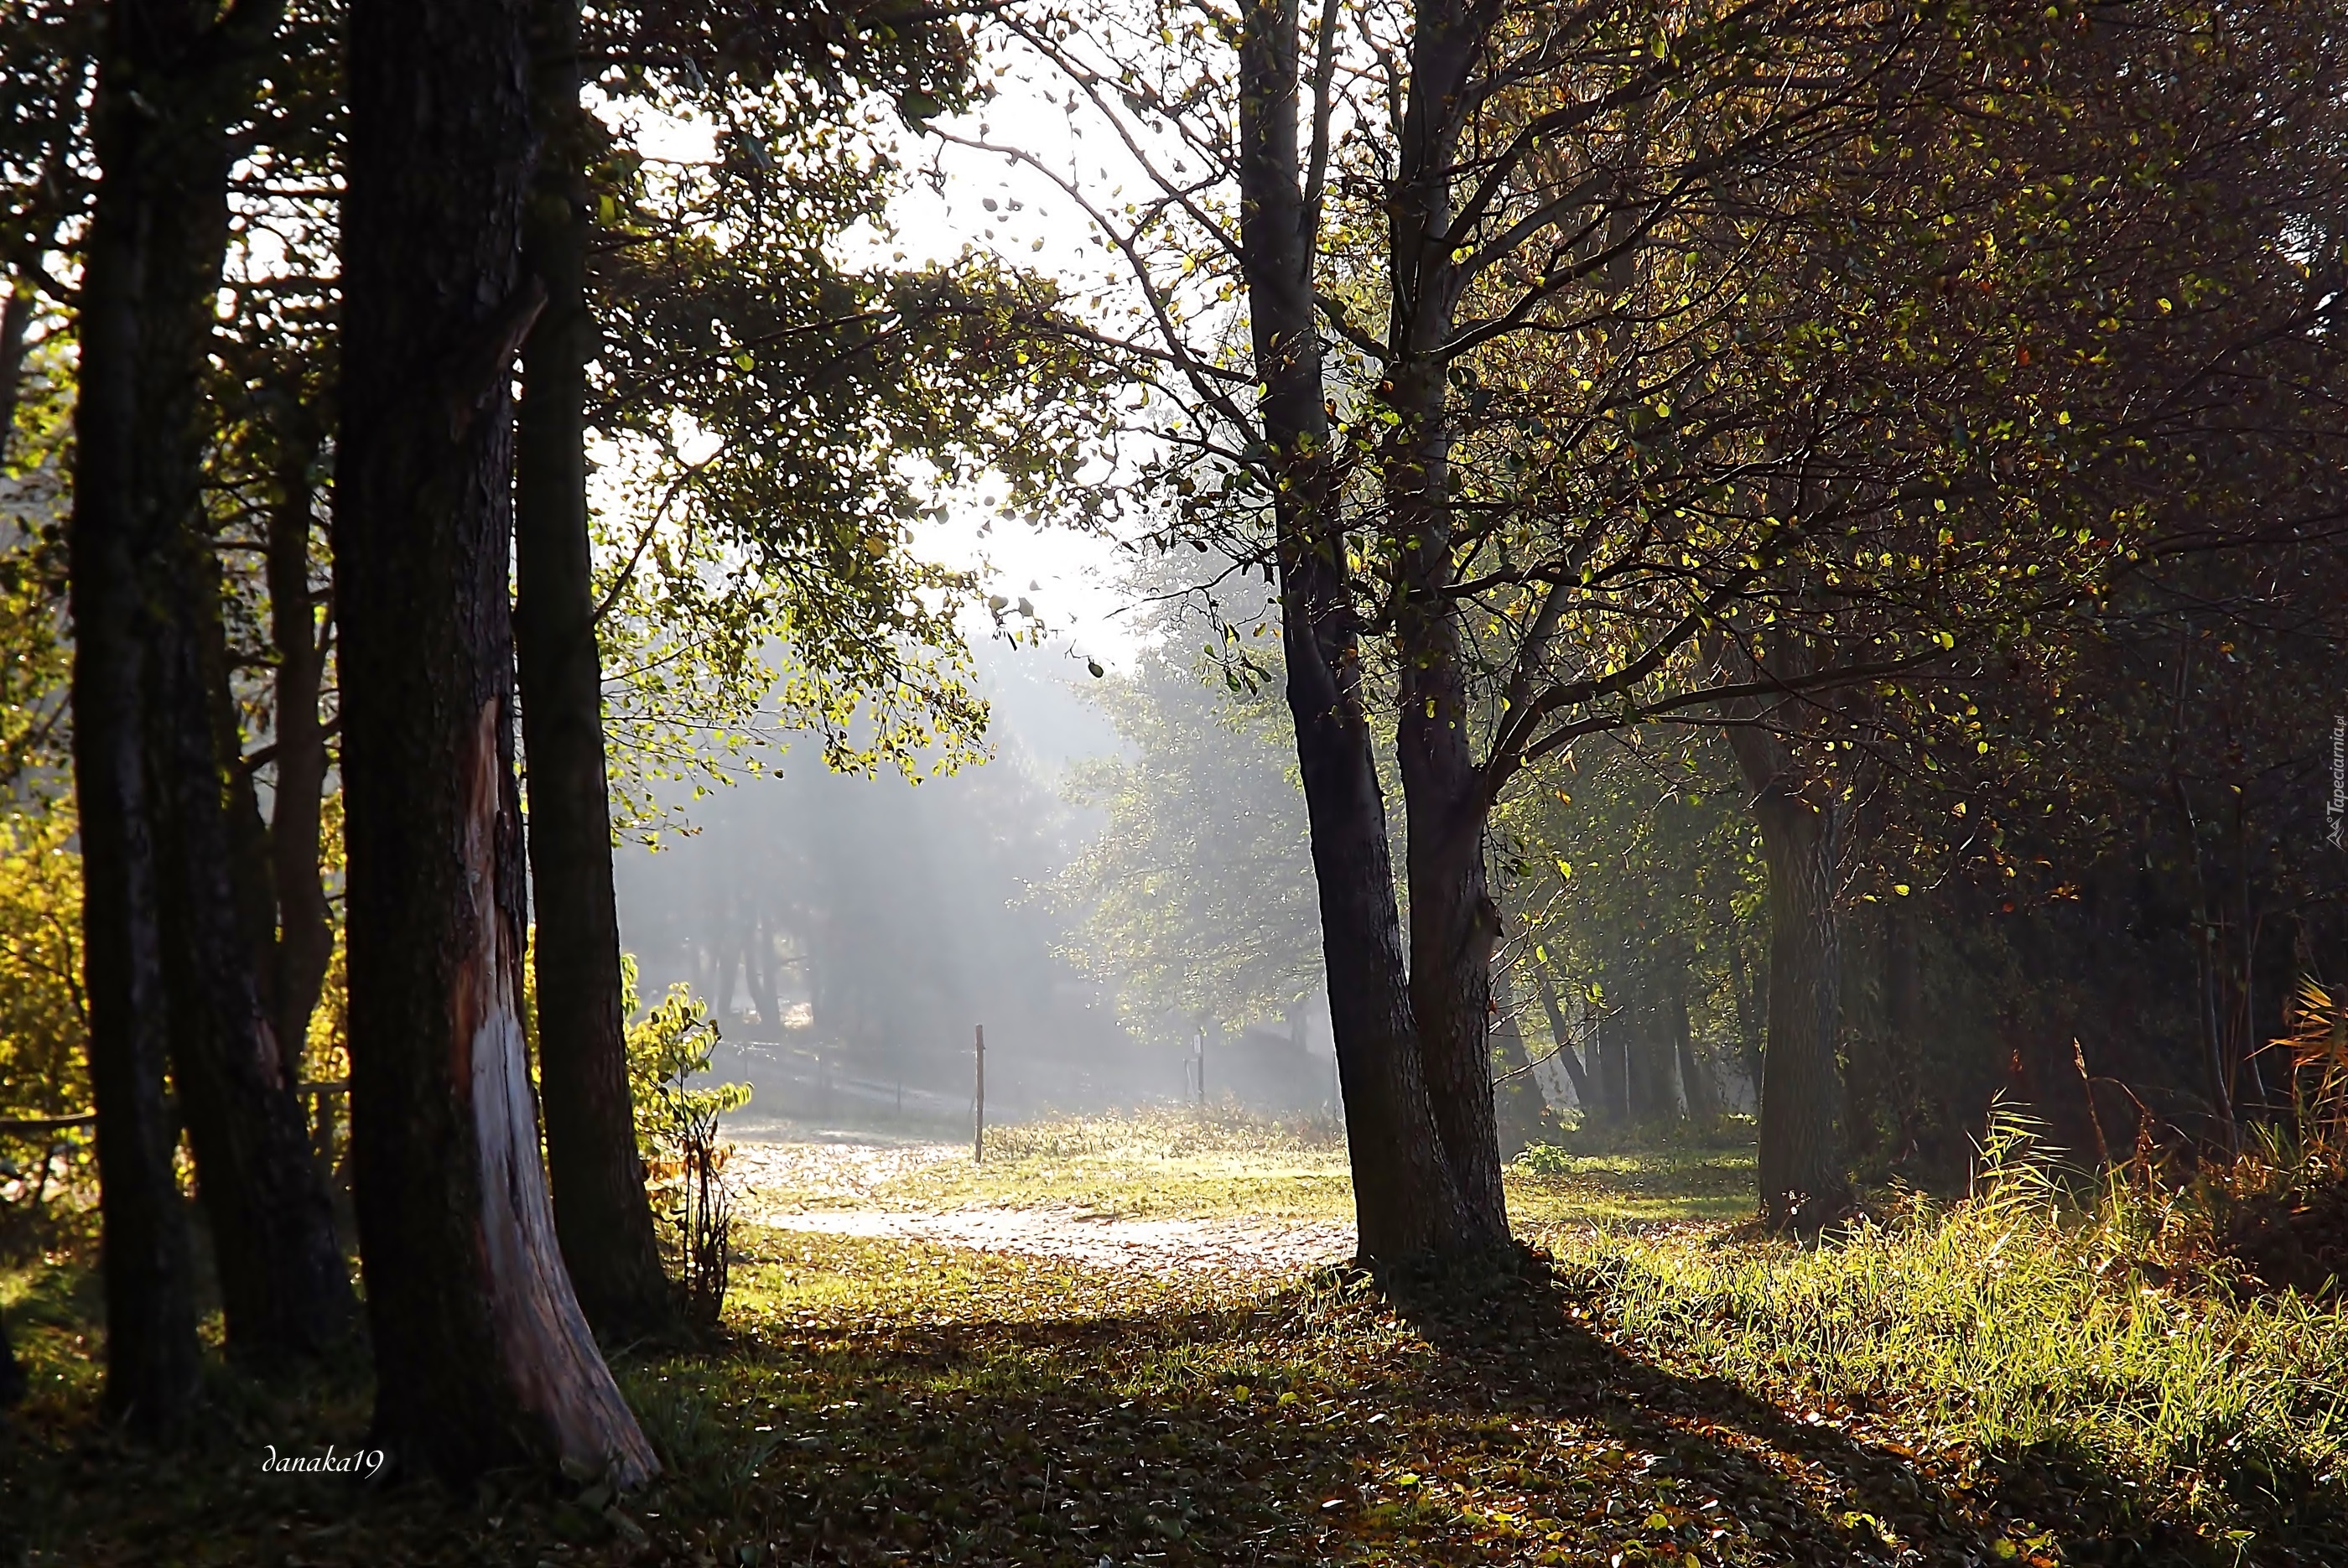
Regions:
[[1530, 1178, 2348, 1553], [857, 1107, 1358, 1220], [1506, 1146, 1758, 1228], [833, 1109, 1754, 1228]]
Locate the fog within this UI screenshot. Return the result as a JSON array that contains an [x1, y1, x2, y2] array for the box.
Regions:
[[612, 634, 1345, 1138]]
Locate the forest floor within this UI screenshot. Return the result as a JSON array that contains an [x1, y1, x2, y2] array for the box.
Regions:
[[2, 1113, 2343, 1565]]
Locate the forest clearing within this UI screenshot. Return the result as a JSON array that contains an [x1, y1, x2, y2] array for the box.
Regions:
[[8, 1114, 2347, 1564]]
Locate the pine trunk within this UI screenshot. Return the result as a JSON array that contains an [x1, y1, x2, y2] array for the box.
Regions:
[[338, 0, 657, 1485], [515, 0, 677, 1345], [1236, 0, 1464, 1263], [155, 527, 352, 1360]]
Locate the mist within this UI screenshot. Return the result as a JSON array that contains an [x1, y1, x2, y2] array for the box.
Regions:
[[610, 633, 1343, 1137]]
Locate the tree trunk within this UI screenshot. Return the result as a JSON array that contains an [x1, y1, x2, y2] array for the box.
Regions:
[[0, 280, 32, 462], [516, 0, 677, 1345], [1724, 913, 1764, 1107], [1379, 0, 1512, 1251], [1623, 959, 1682, 1124], [1236, 0, 1464, 1263], [1670, 948, 1719, 1122], [1529, 963, 1592, 1109], [1489, 963, 1545, 1156], [73, 0, 312, 1430], [1732, 734, 1848, 1228], [265, 423, 338, 1081], [1881, 901, 1920, 1155], [0, 1301, 23, 1408], [338, 0, 657, 1485], [157, 518, 352, 1363]]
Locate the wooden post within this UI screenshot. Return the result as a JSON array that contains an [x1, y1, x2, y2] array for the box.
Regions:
[[974, 1025, 985, 1163], [1195, 1026, 1207, 1108]]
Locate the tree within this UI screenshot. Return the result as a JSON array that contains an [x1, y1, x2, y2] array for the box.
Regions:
[[1052, 577, 1325, 1044], [517, 0, 1108, 1335], [336, 0, 654, 1483], [73, 0, 365, 1431], [516, 0, 678, 1343]]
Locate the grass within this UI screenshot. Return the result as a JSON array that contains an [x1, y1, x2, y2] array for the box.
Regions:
[[807, 1106, 1757, 1228], [3, 1111, 2346, 1565]]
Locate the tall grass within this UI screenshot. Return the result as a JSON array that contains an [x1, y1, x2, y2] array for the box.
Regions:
[[1540, 1109, 2348, 1523]]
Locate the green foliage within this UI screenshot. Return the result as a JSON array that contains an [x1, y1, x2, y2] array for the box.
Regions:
[[0, 806, 86, 1124], [581, 60, 1122, 833], [1542, 1123, 2348, 1540], [621, 961, 752, 1163]]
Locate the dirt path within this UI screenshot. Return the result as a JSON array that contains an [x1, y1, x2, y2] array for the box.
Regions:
[[726, 1139, 1358, 1278]]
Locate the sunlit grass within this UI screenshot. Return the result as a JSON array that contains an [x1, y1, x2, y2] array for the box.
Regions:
[[1532, 1180, 2348, 1526], [832, 1107, 1757, 1227]]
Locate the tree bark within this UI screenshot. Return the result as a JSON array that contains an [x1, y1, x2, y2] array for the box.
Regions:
[[1623, 958, 1682, 1124], [338, 0, 657, 1485], [0, 280, 32, 462], [1236, 0, 1465, 1263], [1724, 913, 1764, 1108], [158, 516, 352, 1363], [264, 421, 338, 1080], [516, 0, 677, 1345], [1730, 729, 1849, 1228], [0, 1301, 23, 1408]]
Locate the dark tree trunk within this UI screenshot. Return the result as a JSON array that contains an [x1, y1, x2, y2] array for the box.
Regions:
[[1881, 901, 1920, 1155], [1725, 913, 1764, 1105], [1623, 960, 1682, 1124], [117, 0, 350, 1367], [1489, 963, 1545, 1155], [158, 521, 351, 1362], [1236, 0, 1465, 1263], [1670, 948, 1719, 1122], [1530, 963, 1592, 1109], [745, 919, 781, 1038], [265, 424, 338, 1077], [0, 281, 32, 460], [1731, 730, 1848, 1228], [1379, 0, 1511, 1250], [515, 0, 677, 1345], [72, 0, 315, 1430], [338, 0, 657, 1484], [0, 1301, 23, 1408]]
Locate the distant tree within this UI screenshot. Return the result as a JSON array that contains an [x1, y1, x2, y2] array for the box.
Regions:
[[1054, 623, 1323, 1045]]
